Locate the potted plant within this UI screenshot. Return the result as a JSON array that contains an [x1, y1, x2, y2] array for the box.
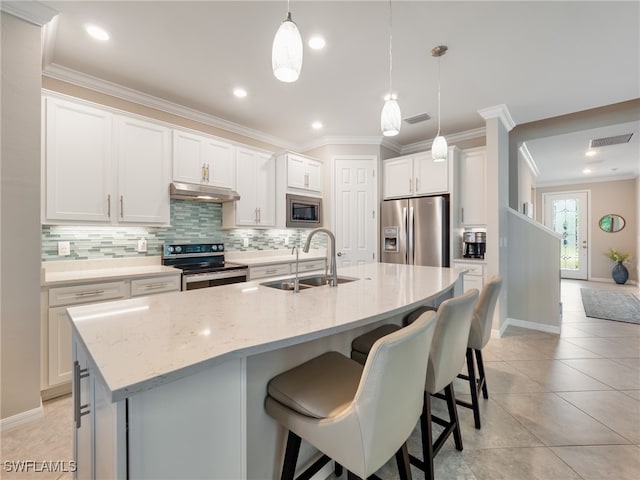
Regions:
[[605, 248, 631, 284]]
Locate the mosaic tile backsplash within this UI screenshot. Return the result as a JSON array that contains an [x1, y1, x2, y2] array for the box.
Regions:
[[42, 200, 326, 262]]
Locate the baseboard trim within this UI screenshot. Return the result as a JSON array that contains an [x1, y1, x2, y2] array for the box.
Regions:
[[589, 276, 638, 286], [0, 403, 44, 433], [500, 317, 561, 336]]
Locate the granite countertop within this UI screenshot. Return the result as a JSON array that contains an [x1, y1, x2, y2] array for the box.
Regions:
[[41, 257, 181, 287], [68, 263, 463, 402], [225, 248, 326, 267]]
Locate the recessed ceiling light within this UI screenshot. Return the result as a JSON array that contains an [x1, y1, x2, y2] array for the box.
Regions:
[[582, 168, 592, 174], [585, 150, 596, 157], [311, 121, 323, 130], [85, 24, 109, 42], [233, 87, 247, 98], [308, 36, 326, 50]]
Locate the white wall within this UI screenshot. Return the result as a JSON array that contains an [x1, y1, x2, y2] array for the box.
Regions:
[[1, 12, 43, 421]]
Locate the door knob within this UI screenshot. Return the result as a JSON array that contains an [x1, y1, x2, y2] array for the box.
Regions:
[[337, 252, 343, 256]]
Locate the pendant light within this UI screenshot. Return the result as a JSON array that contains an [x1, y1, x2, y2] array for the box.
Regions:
[[431, 45, 448, 162], [381, 0, 401, 136], [272, 0, 303, 83]]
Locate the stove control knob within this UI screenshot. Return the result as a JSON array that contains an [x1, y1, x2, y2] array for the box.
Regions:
[[175, 246, 182, 253], [167, 246, 174, 253], [211, 245, 217, 252]]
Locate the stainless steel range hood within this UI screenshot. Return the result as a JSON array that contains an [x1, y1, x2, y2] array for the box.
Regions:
[[170, 182, 240, 203]]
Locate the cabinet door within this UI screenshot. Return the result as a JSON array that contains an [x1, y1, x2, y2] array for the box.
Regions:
[[49, 306, 73, 386], [234, 148, 258, 225], [173, 129, 206, 184], [383, 157, 413, 198], [414, 152, 449, 195], [73, 337, 93, 479], [255, 152, 276, 226], [287, 154, 322, 192], [116, 116, 171, 224], [204, 139, 235, 189], [45, 97, 113, 222], [460, 149, 487, 225]]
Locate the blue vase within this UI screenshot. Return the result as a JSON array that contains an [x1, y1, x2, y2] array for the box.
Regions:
[[612, 262, 629, 285]]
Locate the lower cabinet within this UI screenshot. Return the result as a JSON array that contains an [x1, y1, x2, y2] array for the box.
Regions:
[[73, 335, 244, 479], [453, 261, 485, 293]]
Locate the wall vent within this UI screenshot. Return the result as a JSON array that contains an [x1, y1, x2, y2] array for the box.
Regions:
[[589, 133, 633, 148], [404, 113, 431, 125]]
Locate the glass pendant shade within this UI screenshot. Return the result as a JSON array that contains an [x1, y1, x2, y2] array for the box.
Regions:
[[272, 13, 303, 83], [381, 99, 401, 137], [432, 135, 448, 162]]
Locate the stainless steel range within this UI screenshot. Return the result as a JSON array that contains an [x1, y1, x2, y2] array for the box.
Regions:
[[162, 243, 248, 291]]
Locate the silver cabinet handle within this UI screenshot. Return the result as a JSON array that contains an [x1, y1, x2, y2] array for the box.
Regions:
[[107, 194, 111, 218], [202, 163, 206, 182], [461, 207, 464, 223], [120, 195, 124, 218], [415, 178, 419, 192], [207, 163, 211, 182], [144, 282, 169, 289], [265, 269, 277, 274], [75, 289, 105, 297], [73, 361, 90, 429], [409, 178, 412, 193]]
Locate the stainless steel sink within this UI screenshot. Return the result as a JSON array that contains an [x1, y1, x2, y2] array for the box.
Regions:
[[298, 274, 358, 287], [261, 274, 358, 291]]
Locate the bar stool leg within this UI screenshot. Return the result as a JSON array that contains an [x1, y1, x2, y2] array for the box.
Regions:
[[334, 462, 343, 477], [395, 443, 413, 480], [445, 384, 463, 451], [466, 348, 481, 429], [421, 391, 435, 480], [475, 349, 488, 399], [281, 431, 301, 480]]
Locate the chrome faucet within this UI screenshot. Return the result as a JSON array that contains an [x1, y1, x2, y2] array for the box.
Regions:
[[303, 228, 338, 287], [291, 246, 300, 293]]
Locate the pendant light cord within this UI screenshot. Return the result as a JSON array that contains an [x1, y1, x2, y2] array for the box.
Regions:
[[436, 55, 441, 136], [388, 0, 393, 97]]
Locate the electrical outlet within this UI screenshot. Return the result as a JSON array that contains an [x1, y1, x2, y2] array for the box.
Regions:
[[137, 237, 147, 253], [58, 241, 71, 256], [243, 238, 249, 248], [284, 236, 289, 246]]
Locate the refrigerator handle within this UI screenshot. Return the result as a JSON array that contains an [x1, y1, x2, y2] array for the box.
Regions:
[[402, 207, 408, 264], [408, 206, 415, 265]]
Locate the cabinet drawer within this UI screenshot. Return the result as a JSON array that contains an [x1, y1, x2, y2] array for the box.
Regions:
[[453, 262, 484, 277], [297, 260, 326, 272], [249, 263, 290, 280], [49, 281, 128, 307], [131, 275, 181, 297]]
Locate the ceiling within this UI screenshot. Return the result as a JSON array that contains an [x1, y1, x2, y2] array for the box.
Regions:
[[39, 1, 640, 185]]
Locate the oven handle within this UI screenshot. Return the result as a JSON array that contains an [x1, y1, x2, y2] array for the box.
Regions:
[[183, 269, 248, 284]]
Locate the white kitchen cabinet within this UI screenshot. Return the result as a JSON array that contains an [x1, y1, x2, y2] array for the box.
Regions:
[[173, 129, 235, 189], [277, 152, 322, 192], [459, 147, 487, 226], [453, 260, 485, 293], [383, 150, 449, 199], [248, 263, 291, 281], [223, 147, 275, 227], [130, 275, 181, 297], [116, 116, 171, 224], [44, 96, 113, 223], [43, 95, 171, 225]]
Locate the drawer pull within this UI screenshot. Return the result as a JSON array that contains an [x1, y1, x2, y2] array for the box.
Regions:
[[144, 282, 169, 289], [265, 269, 277, 274], [74, 290, 105, 297]]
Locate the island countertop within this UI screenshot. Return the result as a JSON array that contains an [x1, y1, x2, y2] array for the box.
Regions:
[[68, 263, 462, 402]]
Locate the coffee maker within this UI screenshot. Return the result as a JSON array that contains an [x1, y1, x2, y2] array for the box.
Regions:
[[463, 231, 486, 259]]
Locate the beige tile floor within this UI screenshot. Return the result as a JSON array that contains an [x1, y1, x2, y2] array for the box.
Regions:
[[1, 279, 639, 480]]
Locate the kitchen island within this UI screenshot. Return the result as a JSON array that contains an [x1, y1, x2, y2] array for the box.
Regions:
[[68, 262, 463, 479]]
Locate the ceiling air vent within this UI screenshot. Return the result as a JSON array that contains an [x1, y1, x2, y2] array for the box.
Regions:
[[404, 113, 431, 125], [589, 133, 633, 148]]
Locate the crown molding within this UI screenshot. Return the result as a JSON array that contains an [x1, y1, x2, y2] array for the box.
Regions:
[[519, 142, 540, 177], [1, 1, 57, 26], [301, 135, 386, 153], [478, 104, 516, 132], [400, 127, 486, 155], [536, 173, 638, 188], [380, 137, 403, 154], [42, 63, 296, 151]]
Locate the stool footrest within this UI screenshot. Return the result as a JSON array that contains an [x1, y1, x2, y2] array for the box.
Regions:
[[296, 454, 331, 480]]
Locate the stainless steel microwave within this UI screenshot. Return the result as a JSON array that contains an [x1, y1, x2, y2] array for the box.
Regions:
[[286, 194, 322, 228]]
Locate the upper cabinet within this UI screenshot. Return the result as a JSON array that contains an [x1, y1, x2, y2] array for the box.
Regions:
[[458, 147, 487, 226], [172, 129, 235, 189], [223, 147, 275, 228], [383, 150, 449, 199], [277, 152, 322, 193], [43, 96, 171, 225]]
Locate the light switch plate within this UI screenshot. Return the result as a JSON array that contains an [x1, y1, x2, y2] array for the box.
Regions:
[[58, 241, 71, 256], [284, 236, 289, 246], [243, 238, 249, 248], [137, 238, 147, 253]]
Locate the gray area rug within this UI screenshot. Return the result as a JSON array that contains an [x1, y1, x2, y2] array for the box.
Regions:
[[580, 288, 640, 324]]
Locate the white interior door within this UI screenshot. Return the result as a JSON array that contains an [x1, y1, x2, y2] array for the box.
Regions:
[[333, 156, 377, 267], [543, 191, 589, 279]]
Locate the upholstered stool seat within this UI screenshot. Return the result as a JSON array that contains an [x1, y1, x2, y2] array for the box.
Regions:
[[265, 313, 437, 480]]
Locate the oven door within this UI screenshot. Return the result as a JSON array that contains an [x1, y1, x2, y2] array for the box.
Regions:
[[183, 269, 248, 291]]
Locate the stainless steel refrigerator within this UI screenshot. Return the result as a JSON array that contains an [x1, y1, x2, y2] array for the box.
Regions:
[[380, 195, 449, 267]]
